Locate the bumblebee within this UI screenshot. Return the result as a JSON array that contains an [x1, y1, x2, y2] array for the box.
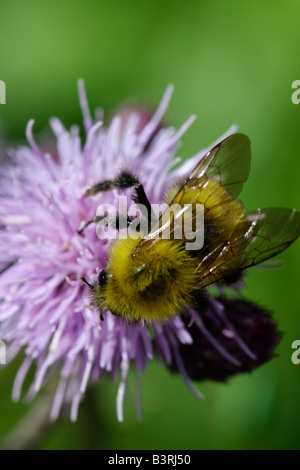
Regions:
[[80, 134, 300, 323]]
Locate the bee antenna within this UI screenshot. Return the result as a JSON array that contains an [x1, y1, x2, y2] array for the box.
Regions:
[[80, 276, 94, 289]]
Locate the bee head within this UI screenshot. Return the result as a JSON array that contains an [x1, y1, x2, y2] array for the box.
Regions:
[[98, 269, 108, 287]]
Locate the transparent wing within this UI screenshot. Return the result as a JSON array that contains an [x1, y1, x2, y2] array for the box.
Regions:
[[239, 207, 300, 268], [197, 207, 300, 288], [144, 133, 251, 244], [189, 133, 251, 197]]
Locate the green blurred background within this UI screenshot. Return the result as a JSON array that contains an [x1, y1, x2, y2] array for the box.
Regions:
[[0, 0, 300, 450]]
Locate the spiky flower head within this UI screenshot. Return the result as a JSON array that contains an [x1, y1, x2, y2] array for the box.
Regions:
[[0, 82, 280, 421]]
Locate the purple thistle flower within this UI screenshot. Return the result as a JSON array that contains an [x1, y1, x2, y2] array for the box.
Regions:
[[166, 296, 281, 382], [0, 81, 279, 422]]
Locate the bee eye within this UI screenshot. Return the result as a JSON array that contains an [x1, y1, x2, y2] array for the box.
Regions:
[[98, 269, 108, 286]]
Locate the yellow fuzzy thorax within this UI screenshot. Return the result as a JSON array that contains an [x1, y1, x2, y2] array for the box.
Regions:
[[93, 236, 198, 323]]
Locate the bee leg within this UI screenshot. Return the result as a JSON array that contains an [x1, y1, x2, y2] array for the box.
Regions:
[[78, 216, 102, 234], [85, 170, 155, 232], [80, 278, 104, 321], [85, 170, 153, 217], [85, 170, 140, 196], [80, 276, 94, 289], [130, 182, 156, 231], [115, 213, 137, 230], [78, 214, 137, 235]]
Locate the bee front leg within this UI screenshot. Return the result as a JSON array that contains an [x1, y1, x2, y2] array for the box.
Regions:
[[78, 213, 137, 235], [85, 170, 140, 196], [85, 170, 156, 232]]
